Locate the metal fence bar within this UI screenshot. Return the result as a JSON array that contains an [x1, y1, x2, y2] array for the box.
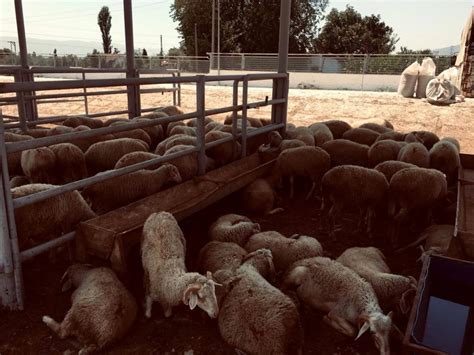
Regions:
[[82, 72, 89, 115], [13, 146, 199, 209], [0, 114, 24, 309], [196, 76, 206, 175], [241, 77, 248, 158], [232, 80, 239, 138], [20, 232, 75, 262]]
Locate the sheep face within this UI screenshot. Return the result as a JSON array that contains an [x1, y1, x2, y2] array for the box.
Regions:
[[357, 311, 393, 355], [60, 263, 94, 291], [164, 164, 182, 184], [268, 131, 283, 148], [183, 274, 220, 318]]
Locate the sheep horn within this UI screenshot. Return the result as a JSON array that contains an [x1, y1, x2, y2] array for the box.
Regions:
[[182, 283, 202, 305]]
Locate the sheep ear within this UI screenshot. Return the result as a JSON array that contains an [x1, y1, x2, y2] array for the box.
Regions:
[[61, 279, 72, 292], [188, 293, 198, 310], [355, 321, 370, 340]]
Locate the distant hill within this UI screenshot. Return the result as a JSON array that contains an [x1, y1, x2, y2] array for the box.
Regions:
[[432, 45, 460, 56], [0, 36, 160, 56]]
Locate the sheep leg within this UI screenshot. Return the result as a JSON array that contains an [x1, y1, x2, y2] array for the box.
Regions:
[[42, 315, 68, 339], [162, 305, 173, 318], [289, 176, 295, 198], [78, 344, 98, 355], [266, 207, 284, 215], [305, 182, 317, 200], [144, 295, 153, 318], [323, 313, 357, 338]]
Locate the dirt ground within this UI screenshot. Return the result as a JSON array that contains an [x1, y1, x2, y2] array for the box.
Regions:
[[0, 183, 424, 355], [1, 75, 473, 153]]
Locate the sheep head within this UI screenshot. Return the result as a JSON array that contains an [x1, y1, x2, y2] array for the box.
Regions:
[[163, 163, 182, 184], [182, 273, 220, 319], [356, 311, 393, 355], [268, 131, 283, 148], [60, 263, 94, 292], [242, 248, 275, 282]]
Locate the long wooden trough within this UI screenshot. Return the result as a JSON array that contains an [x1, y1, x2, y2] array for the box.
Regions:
[[76, 152, 276, 273]]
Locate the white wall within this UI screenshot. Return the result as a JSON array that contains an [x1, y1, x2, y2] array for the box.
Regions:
[[35, 70, 400, 92]]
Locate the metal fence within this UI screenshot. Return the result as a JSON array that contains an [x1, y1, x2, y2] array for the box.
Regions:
[[208, 53, 454, 75], [0, 71, 289, 310], [0, 53, 210, 74], [0, 53, 454, 76]]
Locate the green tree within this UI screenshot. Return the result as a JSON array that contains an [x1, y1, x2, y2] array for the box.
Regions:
[[398, 47, 432, 55], [168, 47, 185, 56], [315, 5, 398, 54], [170, 0, 328, 55], [98, 6, 112, 54]]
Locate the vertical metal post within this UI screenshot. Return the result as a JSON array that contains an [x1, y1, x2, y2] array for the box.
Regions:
[[82, 71, 89, 115], [241, 54, 245, 70], [241, 76, 248, 158], [0, 112, 24, 310], [211, 0, 215, 68], [0, 111, 17, 309], [177, 71, 182, 106], [272, 0, 291, 127], [217, 0, 221, 77], [361, 54, 368, 91], [124, 0, 140, 119], [194, 23, 198, 73], [172, 73, 177, 106], [15, 0, 37, 123], [232, 80, 239, 138], [196, 76, 206, 175]]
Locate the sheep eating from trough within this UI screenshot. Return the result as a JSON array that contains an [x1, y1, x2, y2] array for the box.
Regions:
[[12, 184, 96, 250], [368, 140, 406, 167], [209, 214, 261, 246], [4, 132, 34, 176], [322, 139, 369, 167], [82, 164, 182, 214], [42, 264, 137, 354], [239, 178, 283, 216], [268, 131, 306, 151], [49, 143, 88, 184], [141, 212, 220, 318], [21, 147, 57, 184], [308, 122, 334, 146], [197, 241, 248, 274], [283, 256, 394, 355], [397, 142, 430, 168], [429, 140, 460, 185], [374, 160, 417, 182], [114, 151, 161, 170]]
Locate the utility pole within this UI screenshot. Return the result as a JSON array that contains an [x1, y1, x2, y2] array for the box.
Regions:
[[194, 23, 198, 72], [160, 34, 164, 58], [7, 41, 16, 54], [217, 0, 220, 77], [211, 0, 215, 69]]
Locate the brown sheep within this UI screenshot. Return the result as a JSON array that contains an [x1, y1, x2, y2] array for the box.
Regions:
[[368, 140, 406, 167], [374, 160, 417, 182], [322, 139, 369, 167], [397, 142, 430, 168], [342, 127, 380, 146], [320, 120, 352, 138]]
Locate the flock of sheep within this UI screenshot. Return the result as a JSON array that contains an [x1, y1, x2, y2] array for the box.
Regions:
[[4, 105, 465, 354]]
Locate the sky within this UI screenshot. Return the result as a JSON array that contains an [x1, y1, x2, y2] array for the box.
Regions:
[[0, 0, 472, 55]]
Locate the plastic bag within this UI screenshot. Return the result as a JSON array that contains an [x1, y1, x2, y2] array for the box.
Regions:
[[398, 61, 420, 98], [416, 57, 436, 98], [437, 66, 460, 88], [426, 78, 456, 105]]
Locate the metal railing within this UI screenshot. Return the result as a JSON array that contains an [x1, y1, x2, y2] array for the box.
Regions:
[[0, 66, 182, 127], [0, 53, 210, 74], [0, 71, 289, 309], [208, 53, 453, 75]]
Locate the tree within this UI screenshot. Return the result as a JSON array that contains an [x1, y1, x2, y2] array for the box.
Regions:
[[170, 0, 328, 55], [314, 5, 398, 54], [142, 48, 148, 57], [113, 47, 120, 54], [98, 6, 112, 54], [398, 47, 432, 55], [168, 46, 185, 56], [53, 48, 57, 57]]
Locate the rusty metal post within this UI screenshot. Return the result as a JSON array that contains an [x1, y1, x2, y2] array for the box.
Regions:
[[123, 0, 140, 118], [196, 76, 206, 175]]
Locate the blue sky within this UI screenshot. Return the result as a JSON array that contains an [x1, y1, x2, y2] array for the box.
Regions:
[[0, 0, 472, 55]]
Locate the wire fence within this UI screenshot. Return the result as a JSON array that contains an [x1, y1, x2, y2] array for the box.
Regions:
[[0, 52, 454, 76]]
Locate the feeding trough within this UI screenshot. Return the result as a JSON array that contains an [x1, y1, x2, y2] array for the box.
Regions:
[[403, 255, 474, 355]]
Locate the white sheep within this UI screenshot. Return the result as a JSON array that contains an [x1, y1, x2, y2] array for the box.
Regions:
[[283, 256, 394, 355], [141, 212, 220, 318], [322, 139, 369, 167], [268, 130, 306, 151], [12, 184, 96, 250], [397, 142, 430, 168], [215, 249, 303, 354], [21, 147, 57, 184], [336, 247, 417, 314], [114, 151, 161, 170], [321, 120, 352, 139], [109, 121, 152, 148], [410, 130, 439, 150], [308, 122, 334, 146], [368, 140, 406, 167], [4, 132, 33, 176], [239, 178, 283, 216], [63, 116, 104, 129], [82, 164, 182, 214], [85, 138, 148, 176], [205, 130, 241, 166], [197, 241, 248, 274], [342, 127, 380, 146], [209, 214, 261, 246], [163, 144, 215, 181], [42, 264, 137, 354], [244, 231, 323, 272], [374, 160, 417, 182], [49, 143, 88, 184], [154, 134, 196, 155], [274, 145, 331, 199], [284, 126, 315, 146], [429, 140, 460, 185], [321, 165, 388, 236]]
